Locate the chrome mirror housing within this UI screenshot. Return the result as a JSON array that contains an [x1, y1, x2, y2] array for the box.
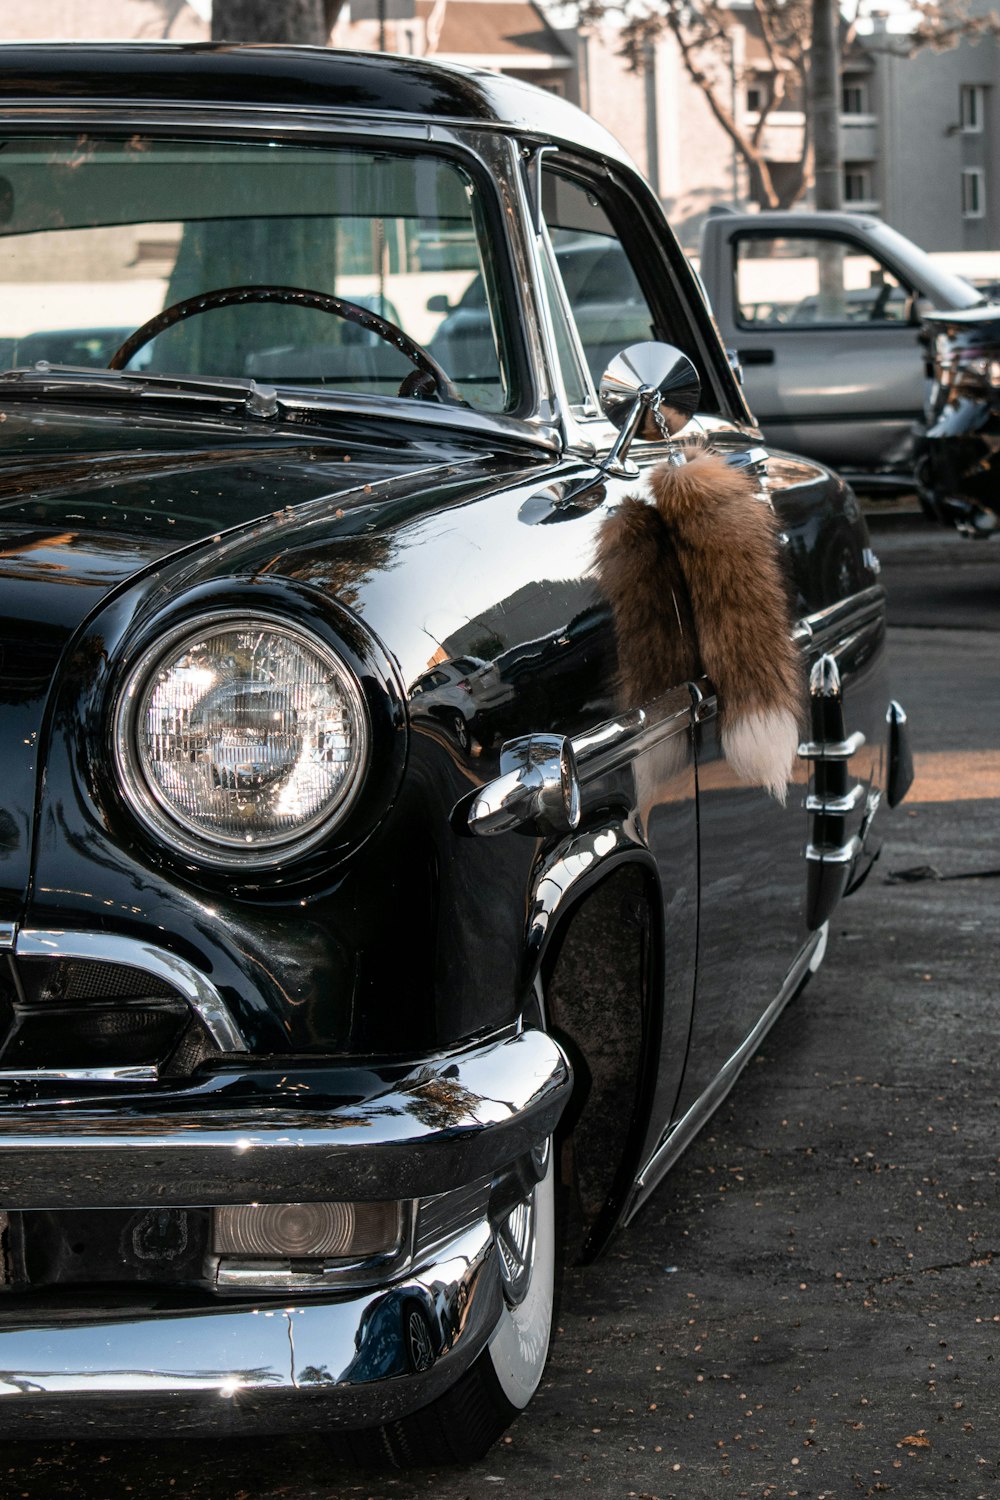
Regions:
[[598, 342, 701, 477]]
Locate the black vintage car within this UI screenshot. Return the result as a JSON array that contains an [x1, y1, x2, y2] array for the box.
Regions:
[[0, 43, 910, 1461]]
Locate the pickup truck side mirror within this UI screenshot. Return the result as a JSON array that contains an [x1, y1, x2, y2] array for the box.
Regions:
[[598, 341, 701, 477]]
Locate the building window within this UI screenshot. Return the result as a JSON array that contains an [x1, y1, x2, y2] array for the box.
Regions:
[[962, 167, 985, 218], [746, 84, 766, 113], [960, 84, 985, 133], [842, 82, 868, 115], [844, 166, 872, 203]]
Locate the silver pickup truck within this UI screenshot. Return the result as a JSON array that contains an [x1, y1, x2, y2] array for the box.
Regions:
[[698, 208, 986, 494]]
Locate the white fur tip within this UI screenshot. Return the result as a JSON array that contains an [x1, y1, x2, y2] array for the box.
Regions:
[[722, 708, 799, 804]]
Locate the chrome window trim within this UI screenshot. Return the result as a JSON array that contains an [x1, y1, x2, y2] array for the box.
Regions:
[[14, 930, 248, 1054], [0, 923, 15, 951]]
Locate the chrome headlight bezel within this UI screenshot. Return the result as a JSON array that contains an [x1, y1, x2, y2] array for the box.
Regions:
[[113, 608, 371, 869]]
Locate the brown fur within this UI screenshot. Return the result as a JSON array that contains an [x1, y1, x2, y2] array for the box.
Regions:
[[595, 448, 804, 729], [593, 494, 699, 708]]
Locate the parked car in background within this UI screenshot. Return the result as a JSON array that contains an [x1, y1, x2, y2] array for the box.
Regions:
[[9, 327, 134, 369], [698, 208, 986, 497], [916, 303, 1000, 536], [0, 43, 910, 1462]]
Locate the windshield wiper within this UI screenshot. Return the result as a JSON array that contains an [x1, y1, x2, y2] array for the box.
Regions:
[[0, 365, 282, 420]]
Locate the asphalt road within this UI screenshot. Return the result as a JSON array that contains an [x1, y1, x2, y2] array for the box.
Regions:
[[2, 515, 998, 1500]]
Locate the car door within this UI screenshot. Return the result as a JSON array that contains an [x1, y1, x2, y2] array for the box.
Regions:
[[537, 161, 809, 1194], [728, 229, 925, 473]]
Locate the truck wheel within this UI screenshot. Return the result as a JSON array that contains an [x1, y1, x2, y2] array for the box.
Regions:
[[329, 1141, 555, 1467]]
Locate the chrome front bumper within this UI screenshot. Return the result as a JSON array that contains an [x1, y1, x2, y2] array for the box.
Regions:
[[0, 1028, 570, 1209], [0, 1028, 570, 1435], [0, 1218, 503, 1436]]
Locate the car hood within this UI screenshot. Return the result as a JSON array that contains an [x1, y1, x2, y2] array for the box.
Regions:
[[0, 398, 548, 921]]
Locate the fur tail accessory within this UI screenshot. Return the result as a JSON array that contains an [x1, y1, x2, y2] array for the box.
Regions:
[[596, 446, 805, 804]]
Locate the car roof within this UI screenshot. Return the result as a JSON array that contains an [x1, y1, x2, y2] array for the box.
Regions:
[[0, 42, 635, 166]]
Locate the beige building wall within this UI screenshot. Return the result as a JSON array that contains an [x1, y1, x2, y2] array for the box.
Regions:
[[0, 0, 207, 40]]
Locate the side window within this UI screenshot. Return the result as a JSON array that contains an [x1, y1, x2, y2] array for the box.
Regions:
[[736, 236, 910, 328], [540, 168, 658, 392]]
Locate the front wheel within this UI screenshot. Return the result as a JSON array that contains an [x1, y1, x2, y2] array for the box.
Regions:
[[330, 1142, 555, 1467]]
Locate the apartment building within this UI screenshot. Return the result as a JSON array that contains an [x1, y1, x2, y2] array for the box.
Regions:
[[7, 0, 998, 254]]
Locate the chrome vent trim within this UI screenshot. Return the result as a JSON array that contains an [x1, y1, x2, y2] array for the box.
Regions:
[[15, 931, 247, 1054], [415, 1176, 492, 1260]]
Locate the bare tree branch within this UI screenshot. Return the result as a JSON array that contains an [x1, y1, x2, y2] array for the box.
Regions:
[[568, 0, 999, 211]]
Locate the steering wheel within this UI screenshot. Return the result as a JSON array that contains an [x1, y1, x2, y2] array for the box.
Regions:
[[107, 284, 463, 403]]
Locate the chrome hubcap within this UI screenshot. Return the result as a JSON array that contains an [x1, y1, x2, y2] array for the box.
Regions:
[[497, 1195, 535, 1307], [497, 1140, 549, 1308]]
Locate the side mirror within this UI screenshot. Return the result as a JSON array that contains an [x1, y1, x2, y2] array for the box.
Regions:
[[426, 293, 451, 314], [599, 342, 701, 477]]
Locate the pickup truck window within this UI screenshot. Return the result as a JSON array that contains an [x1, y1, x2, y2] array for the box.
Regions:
[[735, 235, 909, 328]]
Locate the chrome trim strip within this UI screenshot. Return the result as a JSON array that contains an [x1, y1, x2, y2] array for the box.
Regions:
[[806, 836, 863, 866], [571, 708, 647, 765], [631, 924, 829, 1204], [797, 584, 885, 642], [571, 689, 691, 782], [0, 1066, 158, 1084], [0, 1029, 570, 1209], [805, 784, 865, 815], [15, 931, 248, 1054], [0, 923, 15, 951], [797, 730, 866, 761], [0, 1219, 503, 1436]]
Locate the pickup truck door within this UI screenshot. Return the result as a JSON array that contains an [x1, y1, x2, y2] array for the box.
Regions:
[[719, 227, 926, 474]]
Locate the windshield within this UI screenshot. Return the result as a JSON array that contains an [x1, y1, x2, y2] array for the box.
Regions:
[[0, 135, 512, 411]]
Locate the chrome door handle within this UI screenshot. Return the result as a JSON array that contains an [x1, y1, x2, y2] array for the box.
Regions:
[[468, 735, 582, 837]]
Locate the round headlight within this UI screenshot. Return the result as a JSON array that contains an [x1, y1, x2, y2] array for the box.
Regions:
[[115, 612, 369, 866]]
